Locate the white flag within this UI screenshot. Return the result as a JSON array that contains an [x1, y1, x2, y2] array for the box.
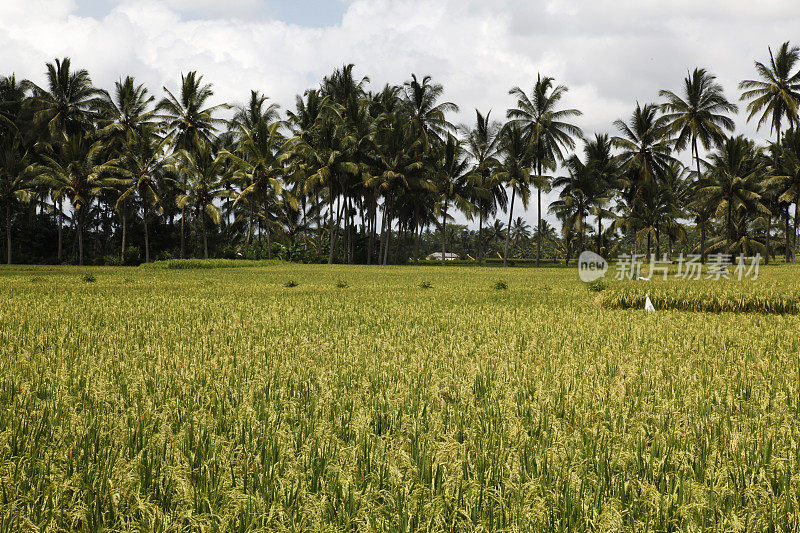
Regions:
[[644, 293, 655, 312]]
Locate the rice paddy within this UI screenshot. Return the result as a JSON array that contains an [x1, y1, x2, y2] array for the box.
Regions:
[[2, 263, 800, 531]]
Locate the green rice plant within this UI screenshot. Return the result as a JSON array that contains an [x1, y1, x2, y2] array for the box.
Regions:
[[1, 264, 800, 530], [596, 280, 800, 313]]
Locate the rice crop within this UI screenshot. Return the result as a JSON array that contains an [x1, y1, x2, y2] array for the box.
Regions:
[[597, 279, 800, 314], [2, 263, 800, 530]]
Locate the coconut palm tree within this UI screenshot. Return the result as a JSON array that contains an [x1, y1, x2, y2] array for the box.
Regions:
[[660, 68, 738, 175], [613, 103, 676, 191], [582, 134, 618, 254], [0, 135, 36, 263], [97, 76, 156, 144], [172, 139, 233, 258], [403, 74, 458, 151], [660, 68, 738, 259], [463, 110, 507, 264], [700, 136, 767, 251], [231, 90, 280, 135], [35, 135, 118, 264], [550, 155, 600, 255], [507, 74, 583, 266], [157, 71, 229, 151], [769, 130, 800, 260], [740, 42, 800, 150], [112, 125, 173, 262], [434, 134, 473, 265], [27, 57, 101, 138], [495, 124, 534, 266], [223, 121, 289, 253]]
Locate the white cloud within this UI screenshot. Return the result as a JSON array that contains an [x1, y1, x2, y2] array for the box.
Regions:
[[2, 0, 800, 227]]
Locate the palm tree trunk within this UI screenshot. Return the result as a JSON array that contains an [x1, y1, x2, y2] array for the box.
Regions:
[[694, 142, 706, 264], [727, 202, 733, 253], [57, 198, 63, 262], [77, 207, 84, 266], [120, 210, 126, 264], [328, 193, 337, 264], [143, 201, 150, 263], [536, 160, 542, 267], [180, 206, 186, 258], [441, 205, 447, 266], [478, 212, 483, 265], [504, 188, 516, 267], [785, 206, 791, 262], [765, 213, 771, 265], [414, 223, 421, 265], [597, 214, 602, 254], [247, 203, 254, 245], [6, 199, 11, 265], [793, 198, 798, 262], [201, 205, 209, 259]]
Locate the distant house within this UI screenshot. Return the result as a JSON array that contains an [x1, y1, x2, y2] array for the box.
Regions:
[[426, 252, 459, 261]]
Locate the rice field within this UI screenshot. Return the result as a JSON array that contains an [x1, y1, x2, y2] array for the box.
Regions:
[[2, 263, 800, 531]]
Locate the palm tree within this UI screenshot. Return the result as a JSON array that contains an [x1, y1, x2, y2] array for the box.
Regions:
[[231, 90, 280, 134], [36, 135, 118, 265], [550, 155, 598, 255], [0, 136, 36, 263], [495, 124, 533, 266], [403, 74, 458, 151], [112, 125, 172, 262], [739, 42, 800, 150], [172, 139, 233, 258], [434, 134, 473, 265], [463, 110, 506, 264], [660, 68, 738, 175], [660, 68, 738, 259], [223, 121, 288, 254], [613, 103, 676, 189], [507, 74, 583, 266], [509, 217, 532, 256], [583, 134, 618, 253], [700, 136, 767, 251], [157, 71, 229, 151], [97, 76, 156, 143], [28, 57, 101, 138], [769, 130, 800, 260]]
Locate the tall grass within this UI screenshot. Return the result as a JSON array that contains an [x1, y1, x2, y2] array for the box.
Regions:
[[1, 265, 800, 530]]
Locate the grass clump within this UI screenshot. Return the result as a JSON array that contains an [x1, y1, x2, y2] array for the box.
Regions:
[[494, 279, 508, 290], [586, 279, 607, 292], [147, 258, 280, 269]]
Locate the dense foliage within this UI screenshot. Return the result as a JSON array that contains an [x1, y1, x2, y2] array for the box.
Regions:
[[2, 43, 800, 266]]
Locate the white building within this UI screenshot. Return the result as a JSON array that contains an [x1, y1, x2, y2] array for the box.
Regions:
[[426, 252, 459, 261]]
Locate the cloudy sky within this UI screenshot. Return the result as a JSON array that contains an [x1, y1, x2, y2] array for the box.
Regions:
[[2, 0, 799, 227]]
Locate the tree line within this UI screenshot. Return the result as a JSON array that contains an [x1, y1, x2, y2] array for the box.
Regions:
[[1, 42, 800, 266]]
